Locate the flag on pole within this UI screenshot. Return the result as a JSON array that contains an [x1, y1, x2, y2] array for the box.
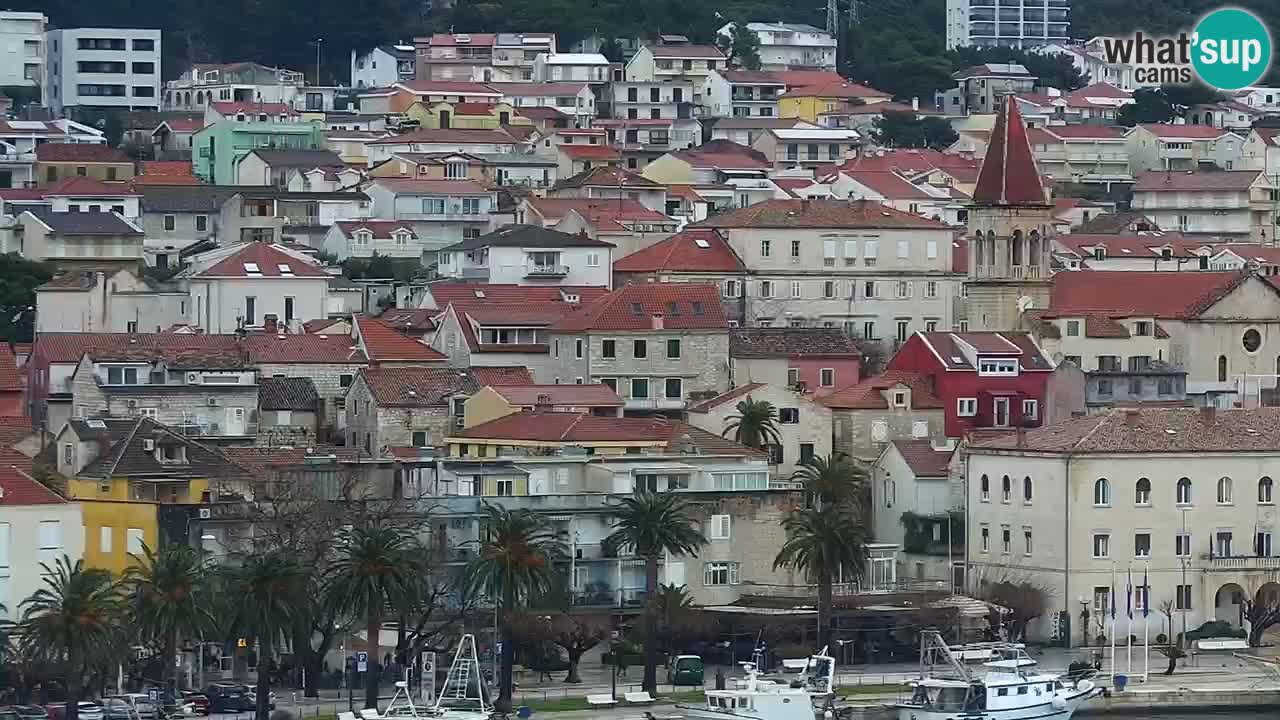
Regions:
[[1127, 568, 1133, 619], [1142, 569, 1150, 617]]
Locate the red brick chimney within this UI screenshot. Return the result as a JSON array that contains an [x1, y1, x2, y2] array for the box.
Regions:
[[651, 313, 664, 330], [263, 314, 278, 334]]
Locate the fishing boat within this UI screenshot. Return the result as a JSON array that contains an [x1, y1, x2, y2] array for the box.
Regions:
[[893, 631, 1101, 720], [676, 648, 835, 720]]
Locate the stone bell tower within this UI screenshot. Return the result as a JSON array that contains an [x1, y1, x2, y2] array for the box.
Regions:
[[965, 95, 1054, 331]]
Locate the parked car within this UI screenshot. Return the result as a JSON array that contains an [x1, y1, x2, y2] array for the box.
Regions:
[[45, 703, 104, 720], [105, 696, 156, 720], [243, 692, 273, 712], [13, 707, 50, 720], [178, 695, 208, 717], [202, 686, 252, 714], [1, 707, 23, 720], [99, 700, 140, 720]]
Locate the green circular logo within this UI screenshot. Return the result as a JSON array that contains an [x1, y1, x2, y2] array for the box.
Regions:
[[1192, 8, 1272, 91]]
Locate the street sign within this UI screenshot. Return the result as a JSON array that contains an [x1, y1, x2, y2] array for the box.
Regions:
[[148, 689, 159, 703], [421, 652, 436, 705], [357, 651, 368, 673]]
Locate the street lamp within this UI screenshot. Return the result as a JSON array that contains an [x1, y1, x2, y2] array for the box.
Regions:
[[310, 38, 324, 86]]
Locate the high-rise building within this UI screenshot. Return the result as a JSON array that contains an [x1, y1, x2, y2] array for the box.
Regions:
[[945, 0, 1069, 50], [0, 12, 46, 104], [44, 28, 162, 114]]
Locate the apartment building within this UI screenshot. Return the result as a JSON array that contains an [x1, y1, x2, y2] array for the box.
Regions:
[[532, 53, 609, 83], [181, 242, 331, 333], [717, 23, 836, 72], [436, 224, 613, 287], [1130, 170, 1274, 241], [945, 0, 1069, 50], [414, 33, 555, 83], [165, 62, 303, 111], [0, 12, 45, 103], [355, 178, 497, 260], [1125, 124, 1244, 173], [351, 45, 416, 88], [624, 44, 725, 83], [752, 127, 861, 170], [0, 458, 83, 614], [45, 27, 162, 113], [697, 199, 960, 341], [937, 63, 1036, 115], [701, 70, 785, 119], [1029, 125, 1130, 186], [191, 120, 325, 185]]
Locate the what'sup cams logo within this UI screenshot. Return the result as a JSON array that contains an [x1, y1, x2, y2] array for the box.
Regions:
[[1101, 7, 1272, 91]]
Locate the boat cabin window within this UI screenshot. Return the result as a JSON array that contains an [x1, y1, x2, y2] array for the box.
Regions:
[[1017, 686, 1028, 695], [1054, 681, 1064, 691], [996, 688, 1008, 697]]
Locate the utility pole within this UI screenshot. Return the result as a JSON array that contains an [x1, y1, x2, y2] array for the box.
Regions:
[[826, 0, 839, 40], [312, 38, 324, 86]]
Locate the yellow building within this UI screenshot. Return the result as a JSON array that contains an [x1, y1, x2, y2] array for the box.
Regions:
[[35, 143, 137, 187], [54, 417, 229, 575], [406, 100, 527, 130], [462, 384, 623, 428], [778, 80, 892, 123]]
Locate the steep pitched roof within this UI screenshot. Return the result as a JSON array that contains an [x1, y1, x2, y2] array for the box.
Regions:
[[334, 220, 418, 239], [258, 376, 320, 411], [45, 176, 140, 196], [822, 371, 944, 409], [0, 450, 63, 505], [730, 329, 861, 358], [891, 439, 952, 477], [72, 418, 248, 480], [973, 95, 1045, 206], [697, 199, 948, 229], [613, 228, 743, 273], [1049, 270, 1254, 318], [356, 316, 448, 362], [550, 284, 726, 331], [359, 367, 477, 406], [839, 170, 934, 199], [909, 332, 1053, 371], [192, 243, 330, 278]]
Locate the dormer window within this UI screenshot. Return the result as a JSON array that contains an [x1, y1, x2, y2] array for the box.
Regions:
[[1160, 247, 1173, 260], [892, 390, 908, 407], [445, 162, 467, 179], [978, 358, 1019, 376], [1133, 321, 1152, 337], [393, 230, 410, 246], [354, 230, 372, 246], [106, 367, 140, 385], [157, 444, 187, 465], [1093, 247, 1106, 260]]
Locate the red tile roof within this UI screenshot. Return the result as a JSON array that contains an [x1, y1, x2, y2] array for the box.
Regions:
[[782, 79, 891, 100], [242, 334, 368, 364], [0, 188, 46, 202], [356, 316, 448, 363], [378, 308, 436, 333], [1054, 233, 1199, 259], [334, 220, 418, 239], [0, 345, 21, 392], [156, 118, 204, 133], [555, 166, 662, 189], [1135, 123, 1232, 139], [1132, 169, 1263, 192], [672, 143, 771, 170], [359, 366, 476, 406], [471, 366, 535, 386], [697, 199, 949, 229], [526, 197, 671, 224], [35, 144, 130, 163], [223, 445, 360, 475], [44, 176, 140, 197], [1049, 270, 1254, 318], [452, 411, 758, 454], [688, 383, 766, 412], [822, 371, 944, 409], [908, 332, 1054, 371], [368, 128, 515, 145], [0, 450, 63, 505], [839, 170, 934, 199], [211, 101, 298, 117], [550, 283, 726, 331], [425, 282, 608, 308], [140, 160, 197, 176], [775, 70, 846, 89], [193, 243, 331, 278], [33, 333, 242, 364], [973, 96, 1045, 206], [613, 228, 744, 273], [490, 384, 622, 407], [968, 407, 1280, 453], [891, 439, 952, 477], [730, 328, 861, 358], [721, 70, 784, 84], [557, 144, 621, 160]]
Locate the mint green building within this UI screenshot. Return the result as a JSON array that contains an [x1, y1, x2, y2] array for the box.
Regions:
[[192, 121, 325, 184]]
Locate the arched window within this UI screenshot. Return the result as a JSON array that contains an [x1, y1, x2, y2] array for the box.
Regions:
[[1135, 478, 1151, 505], [975, 236, 985, 267], [1094, 478, 1110, 506], [1218, 477, 1233, 504], [1177, 477, 1192, 505], [1001, 475, 1011, 502], [196, 90, 204, 105], [184, 91, 191, 106], [1260, 476, 1274, 504], [1218, 355, 1228, 382], [1011, 229, 1024, 266], [1023, 476, 1033, 502], [1028, 230, 1041, 268], [980, 474, 990, 501]]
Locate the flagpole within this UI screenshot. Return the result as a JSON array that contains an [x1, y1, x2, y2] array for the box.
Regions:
[[1126, 565, 1133, 675], [1109, 563, 1117, 679]]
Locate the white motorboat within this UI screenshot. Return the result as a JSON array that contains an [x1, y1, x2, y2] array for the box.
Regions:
[[893, 631, 1101, 720], [677, 648, 835, 720]]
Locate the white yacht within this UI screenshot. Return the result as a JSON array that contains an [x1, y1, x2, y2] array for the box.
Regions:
[[894, 632, 1101, 720], [678, 649, 835, 720]]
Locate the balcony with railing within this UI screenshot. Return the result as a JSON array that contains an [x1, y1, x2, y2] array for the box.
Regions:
[[624, 396, 688, 410], [524, 264, 569, 278], [1200, 554, 1280, 571]]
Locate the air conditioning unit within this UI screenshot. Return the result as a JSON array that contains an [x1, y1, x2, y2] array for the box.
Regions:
[[198, 508, 212, 520], [187, 372, 200, 384], [127, 399, 138, 410], [143, 439, 155, 451], [455, 416, 464, 429], [207, 397, 220, 407]]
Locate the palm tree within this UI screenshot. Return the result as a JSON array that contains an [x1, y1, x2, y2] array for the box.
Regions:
[[792, 454, 870, 507], [124, 543, 211, 701], [773, 502, 869, 649], [605, 492, 706, 694], [466, 503, 562, 712], [222, 550, 307, 720], [722, 399, 781, 450], [20, 557, 126, 720], [326, 524, 418, 709]]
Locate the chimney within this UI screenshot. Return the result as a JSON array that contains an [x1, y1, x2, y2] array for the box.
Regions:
[[1124, 409, 1140, 427], [1015, 427, 1026, 448], [1201, 404, 1216, 423], [535, 393, 553, 410], [651, 313, 664, 330], [263, 314, 278, 334]]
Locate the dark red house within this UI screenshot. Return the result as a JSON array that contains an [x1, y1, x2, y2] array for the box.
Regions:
[[885, 331, 1054, 437]]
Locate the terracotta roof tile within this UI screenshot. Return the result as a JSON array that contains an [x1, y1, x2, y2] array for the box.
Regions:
[[688, 383, 766, 413], [613, 228, 743, 273], [33, 333, 242, 364], [554, 166, 662, 190], [223, 445, 360, 476], [1049, 270, 1253, 319], [258, 377, 320, 411], [359, 367, 476, 406], [892, 439, 952, 477], [969, 407, 1280, 453], [35, 144, 130, 163], [452, 411, 758, 455], [378, 308, 436, 333], [471, 366, 535, 386], [526, 197, 671, 223], [1135, 123, 1233, 139], [697, 199, 949, 229], [973, 96, 1045, 205], [781, 80, 891, 100], [0, 451, 62, 505], [334, 220, 418, 239], [490, 384, 622, 407], [557, 144, 621, 160], [45, 176, 139, 196], [730, 329, 860, 358], [1133, 169, 1263, 192], [243, 334, 367, 364], [839, 170, 934, 199], [550, 284, 726, 331], [822, 371, 944, 409], [425, 282, 609, 308], [0, 345, 22, 392], [194, 243, 330, 278], [356, 316, 448, 362]]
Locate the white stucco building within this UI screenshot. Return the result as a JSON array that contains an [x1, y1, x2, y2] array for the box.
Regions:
[[181, 242, 331, 332], [0, 12, 46, 103], [436, 224, 614, 287], [716, 23, 836, 72], [0, 467, 84, 619], [45, 27, 162, 113]]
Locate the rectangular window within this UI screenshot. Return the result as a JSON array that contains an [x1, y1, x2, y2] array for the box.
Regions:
[[496, 478, 514, 497], [759, 280, 773, 298], [823, 280, 836, 299], [977, 359, 1018, 376], [195, 215, 208, 232], [340, 374, 353, 388], [1001, 526, 1011, 554], [602, 340, 616, 358], [127, 528, 144, 555], [864, 240, 878, 263], [633, 340, 647, 359], [1022, 399, 1038, 421], [703, 561, 739, 586], [863, 321, 875, 340], [956, 398, 977, 417], [412, 431, 428, 447], [897, 240, 910, 259], [896, 320, 909, 343], [245, 296, 257, 326], [1066, 320, 1080, 336], [779, 408, 800, 424], [1093, 586, 1111, 615], [1024, 527, 1033, 555], [1092, 533, 1110, 558], [575, 338, 584, 359], [896, 280, 911, 298], [1135, 532, 1151, 557], [820, 368, 834, 387], [1176, 584, 1193, 610], [792, 240, 802, 259], [723, 280, 740, 298], [980, 526, 990, 552], [927, 239, 938, 259], [631, 378, 649, 399], [284, 296, 295, 322], [800, 443, 815, 464], [709, 514, 731, 540], [163, 215, 175, 231], [664, 378, 682, 399], [926, 281, 938, 298], [760, 240, 771, 258], [99, 526, 113, 554], [791, 280, 802, 298], [667, 339, 681, 359]]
